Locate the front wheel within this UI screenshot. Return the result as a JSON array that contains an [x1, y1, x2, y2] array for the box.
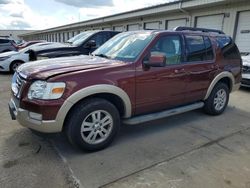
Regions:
[[204, 82, 229, 115], [10, 61, 22, 73], [65, 98, 120, 151]]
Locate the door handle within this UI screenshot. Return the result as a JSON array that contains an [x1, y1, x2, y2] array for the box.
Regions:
[[174, 68, 185, 74]]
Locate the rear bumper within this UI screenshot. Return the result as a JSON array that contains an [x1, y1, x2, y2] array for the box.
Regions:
[[241, 74, 250, 87], [9, 98, 63, 133]]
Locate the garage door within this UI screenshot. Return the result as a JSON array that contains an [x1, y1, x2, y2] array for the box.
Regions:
[[103, 27, 112, 31], [235, 11, 250, 53], [113, 26, 123, 31], [127, 24, 140, 31], [196, 14, 224, 30], [144, 22, 160, 30], [166, 18, 187, 30]]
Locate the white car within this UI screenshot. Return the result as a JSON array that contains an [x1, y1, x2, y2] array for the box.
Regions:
[[241, 55, 250, 87], [0, 42, 53, 73]]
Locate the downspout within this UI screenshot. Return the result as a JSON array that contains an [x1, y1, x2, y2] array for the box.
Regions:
[[178, 0, 191, 26]]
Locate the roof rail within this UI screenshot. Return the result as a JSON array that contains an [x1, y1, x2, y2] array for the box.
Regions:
[[174, 26, 225, 34]]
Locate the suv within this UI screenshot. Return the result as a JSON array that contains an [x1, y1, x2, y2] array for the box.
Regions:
[[9, 27, 242, 151], [0, 38, 17, 53], [28, 30, 119, 61]]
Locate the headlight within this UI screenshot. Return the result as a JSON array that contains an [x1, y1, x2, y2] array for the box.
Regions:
[[37, 56, 49, 60], [0, 56, 10, 61], [28, 81, 66, 100]]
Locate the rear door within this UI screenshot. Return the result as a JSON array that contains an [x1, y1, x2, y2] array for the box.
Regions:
[[135, 34, 186, 115], [182, 34, 216, 103]]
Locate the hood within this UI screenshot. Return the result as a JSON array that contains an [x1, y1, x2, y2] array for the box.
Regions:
[[29, 42, 71, 52], [0, 51, 19, 57], [17, 55, 125, 80], [38, 49, 81, 58], [242, 55, 250, 67]]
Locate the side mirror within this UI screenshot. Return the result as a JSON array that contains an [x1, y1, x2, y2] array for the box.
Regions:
[[85, 40, 96, 48], [144, 53, 166, 67]]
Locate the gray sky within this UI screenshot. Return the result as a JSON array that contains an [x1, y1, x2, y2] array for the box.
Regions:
[[0, 0, 170, 30]]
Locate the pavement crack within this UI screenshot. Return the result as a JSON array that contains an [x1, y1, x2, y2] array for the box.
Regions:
[[99, 126, 250, 188]]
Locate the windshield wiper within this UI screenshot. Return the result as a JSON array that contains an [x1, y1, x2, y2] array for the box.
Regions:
[[93, 53, 110, 59]]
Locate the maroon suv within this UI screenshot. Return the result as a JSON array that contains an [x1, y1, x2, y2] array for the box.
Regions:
[[9, 27, 242, 151]]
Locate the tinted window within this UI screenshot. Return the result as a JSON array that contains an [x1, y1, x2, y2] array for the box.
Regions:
[[185, 35, 206, 62], [150, 35, 182, 65], [0, 39, 9, 44], [89, 32, 110, 48], [216, 36, 241, 59]]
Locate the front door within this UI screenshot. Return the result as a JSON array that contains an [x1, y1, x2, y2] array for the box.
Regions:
[[135, 34, 187, 115]]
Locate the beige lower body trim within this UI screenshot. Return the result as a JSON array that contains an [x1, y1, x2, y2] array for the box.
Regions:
[[10, 99, 62, 133], [16, 108, 62, 133]]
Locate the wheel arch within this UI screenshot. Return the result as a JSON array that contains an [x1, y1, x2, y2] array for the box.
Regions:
[[204, 72, 235, 100], [9, 60, 25, 71], [55, 85, 132, 131]]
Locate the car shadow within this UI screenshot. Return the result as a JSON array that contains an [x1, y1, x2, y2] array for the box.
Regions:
[[51, 105, 250, 155]]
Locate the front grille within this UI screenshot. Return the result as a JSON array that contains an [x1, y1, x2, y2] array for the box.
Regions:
[[242, 66, 250, 73], [12, 72, 26, 98]]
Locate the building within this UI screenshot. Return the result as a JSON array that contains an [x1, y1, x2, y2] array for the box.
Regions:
[[19, 0, 250, 53], [0, 30, 36, 41]]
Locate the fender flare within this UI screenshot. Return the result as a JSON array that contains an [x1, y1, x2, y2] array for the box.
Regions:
[[55, 84, 132, 128], [204, 71, 235, 100]]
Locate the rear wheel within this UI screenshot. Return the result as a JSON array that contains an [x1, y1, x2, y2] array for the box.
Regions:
[[65, 98, 120, 151], [204, 82, 229, 115]]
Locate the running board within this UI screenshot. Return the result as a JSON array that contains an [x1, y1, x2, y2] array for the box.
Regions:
[[123, 102, 204, 125]]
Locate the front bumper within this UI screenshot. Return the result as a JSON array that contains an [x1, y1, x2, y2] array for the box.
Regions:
[[8, 98, 63, 133], [0, 60, 11, 72]]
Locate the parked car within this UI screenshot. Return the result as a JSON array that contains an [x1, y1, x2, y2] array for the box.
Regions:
[[241, 54, 250, 87], [17, 40, 46, 50], [0, 38, 18, 53], [0, 42, 53, 72], [28, 30, 119, 61], [9, 27, 242, 151]]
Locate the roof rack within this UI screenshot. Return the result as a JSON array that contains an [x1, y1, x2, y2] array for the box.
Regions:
[[174, 26, 225, 34]]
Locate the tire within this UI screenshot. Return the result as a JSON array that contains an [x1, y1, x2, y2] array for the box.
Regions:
[[204, 82, 229, 115], [10, 61, 22, 73], [65, 98, 120, 151]]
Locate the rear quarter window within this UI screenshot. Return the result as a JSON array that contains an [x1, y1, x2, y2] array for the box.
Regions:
[[216, 36, 241, 59]]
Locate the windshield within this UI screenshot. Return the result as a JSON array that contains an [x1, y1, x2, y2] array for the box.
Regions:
[[72, 31, 97, 46], [68, 32, 87, 43], [93, 32, 154, 62]]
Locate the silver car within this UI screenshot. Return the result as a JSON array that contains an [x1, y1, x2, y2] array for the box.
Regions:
[[0, 38, 17, 53], [241, 55, 250, 87]]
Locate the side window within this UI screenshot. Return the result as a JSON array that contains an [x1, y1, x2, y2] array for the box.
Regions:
[[89, 32, 110, 48], [185, 35, 206, 62], [216, 36, 241, 59], [150, 35, 182, 65], [204, 36, 214, 60], [0, 39, 9, 44]]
